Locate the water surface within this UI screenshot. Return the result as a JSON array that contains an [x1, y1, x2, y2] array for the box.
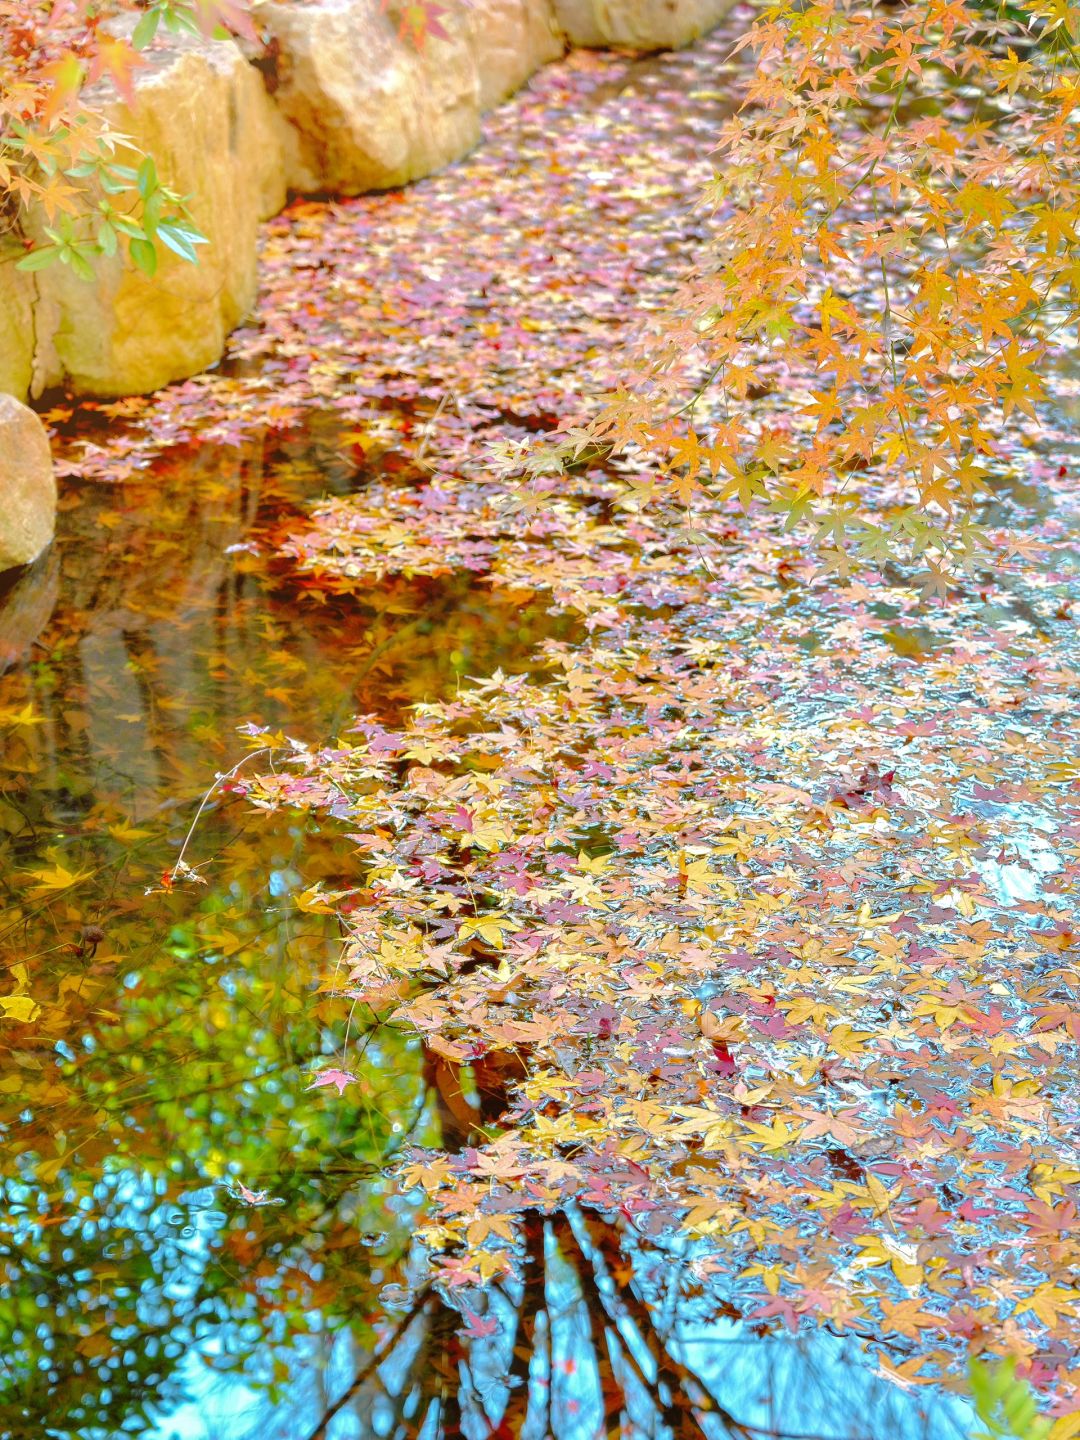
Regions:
[[3, 18, 1074, 1439]]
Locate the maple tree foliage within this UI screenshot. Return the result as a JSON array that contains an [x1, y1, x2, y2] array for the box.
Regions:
[[508, 0, 1080, 577]]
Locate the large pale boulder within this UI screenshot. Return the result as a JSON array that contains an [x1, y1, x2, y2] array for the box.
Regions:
[[552, 0, 736, 48], [469, 0, 565, 109], [31, 33, 285, 398], [258, 0, 483, 194], [0, 394, 56, 571], [257, 0, 567, 195]]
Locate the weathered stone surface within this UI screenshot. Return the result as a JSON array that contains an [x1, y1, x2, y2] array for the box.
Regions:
[[259, 0, 483, 194], [0, 254, 36, 402], [552, 0, 736, 48], [31, 32, 285, 398], [0, 394, 56, 571], [469, 0, 565, 109]]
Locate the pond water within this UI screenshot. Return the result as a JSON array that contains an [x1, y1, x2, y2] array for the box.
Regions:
[[0, 404, 982, 1440], [2, 14, 1077, 1440], [0, 408, 589, 1436]]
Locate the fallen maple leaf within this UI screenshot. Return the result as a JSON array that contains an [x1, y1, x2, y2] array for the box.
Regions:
[[306, 1068, 357, 1096]]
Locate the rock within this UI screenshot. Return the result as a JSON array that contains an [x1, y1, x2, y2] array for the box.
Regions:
[[0, 257, 36, 402], [30, 32, 285, 398], [257, 0, 563, 195], [0, 394, 56, 571], [552, 0, 736, 49], [469, 0, 565, 109], [258, 0, 483, 194]]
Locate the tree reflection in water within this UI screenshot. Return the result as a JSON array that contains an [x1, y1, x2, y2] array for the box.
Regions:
[[1, 1005, 974, 1439], [295, 1206, 973, 1440], [276, 1059, 974, 1440]]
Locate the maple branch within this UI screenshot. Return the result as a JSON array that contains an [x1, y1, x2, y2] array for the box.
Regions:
[[667, 360, 728, 425]]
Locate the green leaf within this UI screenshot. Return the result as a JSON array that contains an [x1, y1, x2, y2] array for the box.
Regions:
[[97, 220, 118, 258], [113, 215, 148, 240], [57, 242, 94, 281], [132, 8, 161, 49], [15, 246, 62, 272], [137, 157, 158, 200], [156, 220, 204, 263], [68, 249, 97, 283], [968, 1359, 1051, 1440], [163, 4, 199, 35], [142, 191, 164, 234], [129, 237, 158, 277], [162, 219, 206, 245]]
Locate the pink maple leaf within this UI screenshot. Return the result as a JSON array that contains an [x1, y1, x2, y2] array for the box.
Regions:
[[307, 1068, 357, 1096], [463, 1310, 499, 1339]]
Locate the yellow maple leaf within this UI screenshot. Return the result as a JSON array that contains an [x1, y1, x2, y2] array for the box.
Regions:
[[24, 860, 93, 896], [1017, 1285, 1079, 1328], [741, 1117, 805, 1152], [0, 995, 40, 1023], [458, 913, 520, 949], [294, 884, 350, 914]]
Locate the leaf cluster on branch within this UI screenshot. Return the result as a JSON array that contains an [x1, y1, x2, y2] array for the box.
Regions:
[[511, 0, 1080, 573], [0, 0, 459, 284], [0, 1, 254, 279]]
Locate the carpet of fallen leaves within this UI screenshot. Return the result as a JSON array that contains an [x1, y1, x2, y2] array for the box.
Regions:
[[40, 10, 1080, 1423], [246, 478, 1080, 1410]]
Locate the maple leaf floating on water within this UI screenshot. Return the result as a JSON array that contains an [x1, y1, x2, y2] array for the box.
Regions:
[[306, 1068, 357, 1096], [14, 9, 1079, 1416], [229, 1181, 285, 1208], [461, 1309, 499, 1339]]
